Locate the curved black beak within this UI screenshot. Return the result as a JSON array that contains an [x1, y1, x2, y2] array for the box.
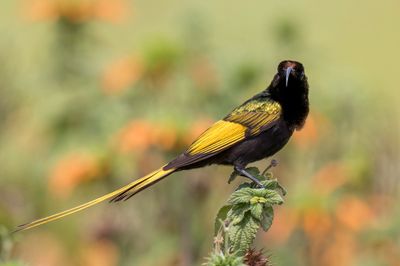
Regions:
[[285, 67, 293, 87]]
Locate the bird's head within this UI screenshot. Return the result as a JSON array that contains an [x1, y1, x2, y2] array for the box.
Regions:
[[272, 60, 307, 89], [268, 60, 309, 130]]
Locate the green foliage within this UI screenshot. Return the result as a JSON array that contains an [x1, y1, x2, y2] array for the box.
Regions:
[[260, 206, 274, 232], [228, 215, 259, 255], [143, 39, 183, 73], [203, 252, 246, 266], [214, 205, 232, 236], [207, 167, 284, 265]]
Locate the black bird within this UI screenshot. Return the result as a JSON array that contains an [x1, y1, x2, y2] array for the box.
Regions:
[[17, 60, 309, 231]]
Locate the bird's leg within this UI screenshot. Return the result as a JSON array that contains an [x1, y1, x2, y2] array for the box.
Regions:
[[262, 159, 278, 176], [234, 166, 265, 188]]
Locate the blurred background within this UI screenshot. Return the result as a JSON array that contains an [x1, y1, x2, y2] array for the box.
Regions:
[[0, 0, 399, 265]]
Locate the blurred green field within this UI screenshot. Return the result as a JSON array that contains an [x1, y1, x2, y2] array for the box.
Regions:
[[0, 0, 399, 265]]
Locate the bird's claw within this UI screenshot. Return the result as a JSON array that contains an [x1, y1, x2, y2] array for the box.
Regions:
[[234, 166, 265, 188]]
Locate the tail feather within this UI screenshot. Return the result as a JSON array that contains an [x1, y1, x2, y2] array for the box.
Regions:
[[110, 167, 175, 202], [15, 167, 175, 232]]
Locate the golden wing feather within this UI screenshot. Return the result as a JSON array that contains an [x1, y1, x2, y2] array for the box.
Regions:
[[188, 99, 281, 155], [164, 99, 282, 170], [188, 120, 247, 154]]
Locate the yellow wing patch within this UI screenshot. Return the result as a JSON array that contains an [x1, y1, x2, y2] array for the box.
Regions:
[[188, 120, 247, 155], [229, 100, 281, 117], [187, 101, 281, 155], [164, 99, 281, 169], [226, 100, 281, 134]]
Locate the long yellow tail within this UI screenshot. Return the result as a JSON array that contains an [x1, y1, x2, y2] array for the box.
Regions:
[[15, 166, 175, 232]]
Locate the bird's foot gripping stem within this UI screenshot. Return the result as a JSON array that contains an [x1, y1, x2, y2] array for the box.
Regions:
[[234, 166, 265, 188]]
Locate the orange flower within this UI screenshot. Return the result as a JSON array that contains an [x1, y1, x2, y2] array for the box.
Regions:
[[292, 111, 331, 149], [92, 0, 128, 23], [102, 56, 143, 94], [320, 230, 356, 266], [115, 120, 154, 153], [48, 153, 101, 198], [265, 208, 298, 244], [312, 162, 348, 196], [152, 125, 178, 151], [292, 113, 318, 148], [114, 120, 178, 153], [335, 196, 375, 231], [24, 0, 128, 23], [15, 232, 68, 266], [80, 239, 119, 266], [302, 208, 333, 241], [23, 0, 59, 21]]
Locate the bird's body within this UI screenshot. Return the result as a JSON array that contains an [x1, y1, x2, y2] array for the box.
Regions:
[[169, 93, 293, 170], [17, 60, 309, 231]]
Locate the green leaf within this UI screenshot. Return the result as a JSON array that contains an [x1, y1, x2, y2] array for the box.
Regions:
[[260, 206, 274, 232], [228, 204, 251, 225], [261, 178, 279, 189], [246, 167, 268, 182], [261, 178, 287, 196], [229, 215, 260, 256], [251, 191, 264, 200], [204, 252, 246, 266], [277, 183, 287, 196], [236, 182, 252, 190], [214, 205, 232, 236], [228, 170, 239, 184], [245, 167, 261, 177], [228, 188, 255, 205], [263, 190, 284, 205], [250, 203, 263, 220]]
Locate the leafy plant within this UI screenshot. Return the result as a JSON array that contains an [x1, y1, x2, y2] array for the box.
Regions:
[[206, 166, 284, 265], [203, 252, 246, 266]]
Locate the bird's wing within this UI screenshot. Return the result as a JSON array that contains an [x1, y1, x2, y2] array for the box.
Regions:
[[164, 99, 282, 169]]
